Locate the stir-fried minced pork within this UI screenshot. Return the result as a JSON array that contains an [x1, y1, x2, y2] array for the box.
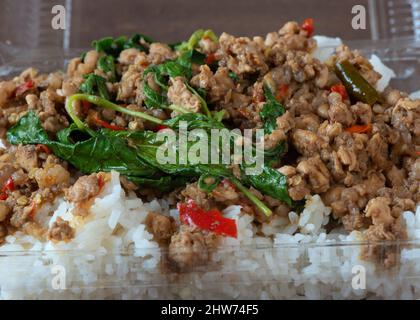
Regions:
[[0, 20, 418, 272], [64, 173, 104, 216], [190, 65, 235, 103], [145, 211, 177, 244], [65, 173, 101, 203], [148, 43, 176, 65], [167, 226, 218, 271], [216, 32, 268, 75], [47, 217, 75, 243], [167, 77, 201, 115]]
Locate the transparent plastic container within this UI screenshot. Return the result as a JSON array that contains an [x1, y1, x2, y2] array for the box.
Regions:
[[0, 0, 420, 300], [0, 239, 419, 300]]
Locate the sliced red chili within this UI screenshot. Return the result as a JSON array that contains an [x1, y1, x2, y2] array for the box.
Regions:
[[93, 116, 124, 131], [301, 18, 314, 37], [28, 202, 37, 220], [345, 123, 372, 134], [3, 177, 15, 192], [331, 84, 348, 100], [178, 199, 237, 238], [275, 84, 289, 102], [205, 53, 216, 65], [221, 179, 237, 191], [97, 174, 105, 190], [0, 177, 15, 201], [15, 80, 35, 97], [36, 144, 51, 154], [155, 124, 168, 132]]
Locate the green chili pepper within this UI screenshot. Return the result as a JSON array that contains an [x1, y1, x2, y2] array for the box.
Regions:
[[334, 60, 380, 105]]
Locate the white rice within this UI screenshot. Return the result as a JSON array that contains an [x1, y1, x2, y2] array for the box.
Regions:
[[409, 90, 420, 100], [0, 171, 419, 300], [313, 35, 343, 62], [369, 54, 396, 92]]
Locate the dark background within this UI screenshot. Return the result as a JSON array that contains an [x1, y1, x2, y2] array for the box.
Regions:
[[0, 0, 415, 49], [70, 0, 373, 44]]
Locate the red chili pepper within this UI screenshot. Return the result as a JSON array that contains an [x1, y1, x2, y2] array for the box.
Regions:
[[221, 179, 237, 191], [301, 18, 314, 37], [3, 177, 15, 192], [36, 144, 51, 154], [0, 177, 15, 201], [331, 84, 348, 100], [275, 84, 289, 102], [155, 124, 168, 132], [178, 199, 237, 238], [93, 116, 124, 131], [15, 80, 35, 97], [345, 123, 372, 134], [205, 53, 216, 65], [416, 151, 420, 156], [97, 174, 105, 190], [28, 202, 37, 220]]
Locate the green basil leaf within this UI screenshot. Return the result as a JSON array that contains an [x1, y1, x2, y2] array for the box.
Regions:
[[143, 82, 167, 109], [123, 33, 154, 52], [229, 71, 239, 82], [98, 55, 116, 82], [259, 85, 285, 134], [241, 165, 292, 206], [92, 33, 153, 57], [163, 113, 224, 131], [6, 111, 50, 145], [7, 112, 161, 178], [79, 74, 110, 100]]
